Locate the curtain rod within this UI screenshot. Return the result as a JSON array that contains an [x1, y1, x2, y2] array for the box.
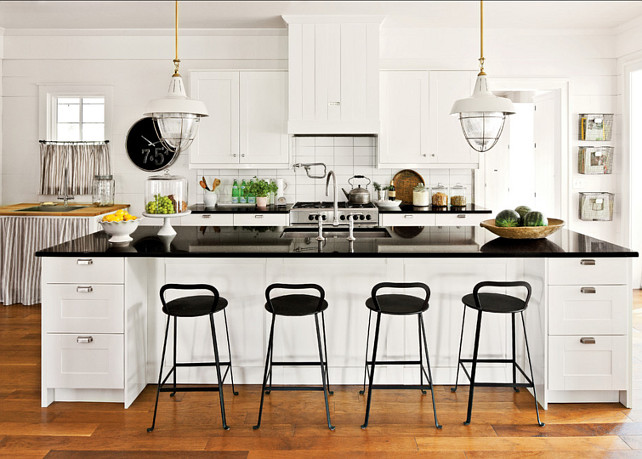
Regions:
[[39, 140, 110, 144]]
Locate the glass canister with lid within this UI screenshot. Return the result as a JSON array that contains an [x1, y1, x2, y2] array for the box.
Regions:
[[450, 183, 469, 208], [92, 175, 115, 207], [144, 170, 188, 214], [412, 183, 430, 207], [431, 183, 449, 207]]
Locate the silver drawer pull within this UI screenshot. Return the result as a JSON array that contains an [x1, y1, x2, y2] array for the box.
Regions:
[[76, 336, 93, 344], [456, 214, 466, 219], [202, 214, 211, 219], [404, 215, 414, 219], [328, 101, 341, 106], [580, 287, 596, 294], [76, 286, 93, 293], [255, 214, 264, 219], [77, 259, 93, 265], [580, 259, 596, 266], [580, 337, 596, 344]]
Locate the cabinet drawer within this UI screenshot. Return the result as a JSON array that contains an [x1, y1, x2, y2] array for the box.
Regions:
[[549, 285, 628, 335], [380, 214, 436, 227], [548, 335, 627, 391], [46, 333, 124, 389], [42, 257, 124, 284], [180, 213, 234, 226], [434, 213, 488, 227], [233, 213, 289, 226], [44, 284, 124, 333], [548, 258, 627, 285]]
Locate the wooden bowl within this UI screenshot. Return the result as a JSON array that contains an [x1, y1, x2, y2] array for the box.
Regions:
[[480, 218, 565, 239]]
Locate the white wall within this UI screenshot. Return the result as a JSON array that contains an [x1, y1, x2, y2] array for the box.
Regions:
[[1, 25, 624, 244]]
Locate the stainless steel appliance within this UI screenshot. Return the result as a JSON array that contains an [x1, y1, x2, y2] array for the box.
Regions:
[[290, 201, 378, 226]]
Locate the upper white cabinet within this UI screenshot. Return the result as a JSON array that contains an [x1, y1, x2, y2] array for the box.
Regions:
[[378, 70, 479, 168], [284, 16, 383, 134], [189, 71, 289, 169]]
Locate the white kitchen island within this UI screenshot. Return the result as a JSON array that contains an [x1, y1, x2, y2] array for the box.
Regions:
[[37, 225, 637, 410]]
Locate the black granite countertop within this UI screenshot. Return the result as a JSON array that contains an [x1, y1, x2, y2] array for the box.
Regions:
[[190, 204, 292, 214], [377, 204, 492, 214], [36, 225, 638, 258]]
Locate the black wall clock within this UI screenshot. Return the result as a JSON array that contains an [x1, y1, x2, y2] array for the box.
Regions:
[[126, 117, 177, 172]]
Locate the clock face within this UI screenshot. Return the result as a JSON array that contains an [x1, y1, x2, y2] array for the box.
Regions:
[[125, 117, 177, 172]]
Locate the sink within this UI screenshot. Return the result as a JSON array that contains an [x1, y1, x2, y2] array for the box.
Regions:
[[281, 227, 391, 239], [16, 205, 88, 212]]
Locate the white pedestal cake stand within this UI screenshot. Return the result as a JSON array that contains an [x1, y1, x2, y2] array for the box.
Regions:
[[142, 210, 191, 236]]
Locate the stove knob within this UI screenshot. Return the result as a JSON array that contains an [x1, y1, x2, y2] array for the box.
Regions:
[[314, 215, 319, 220], [365, 214, 372, 220], [308, 215, 315, 221], [360, 215, 365, 220], [340, 215, 346, 221], [322, 215, 327, 221]]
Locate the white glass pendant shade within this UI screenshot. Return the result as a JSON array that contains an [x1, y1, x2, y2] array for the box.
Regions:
[[451, 74, 515, 153]]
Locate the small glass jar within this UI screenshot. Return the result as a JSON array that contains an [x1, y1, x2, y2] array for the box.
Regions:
[[431, 183, 449, 207], [92, 175, 115, 207], [144, 170, 188, 214], [450, 183, 468, 208], [412, 183, 430, 207]]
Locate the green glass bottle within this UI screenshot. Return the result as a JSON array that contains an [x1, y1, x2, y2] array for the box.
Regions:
[[248, 180, 256, 204], [232, 179, 239, 204], [239, 179, 247, 204]]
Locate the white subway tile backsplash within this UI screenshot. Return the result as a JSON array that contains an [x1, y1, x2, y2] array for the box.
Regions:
[[315, 137, 334, 147], [296, 137, 315, 148], [354, 136, 376, 147], [334, 136, 354, 147]]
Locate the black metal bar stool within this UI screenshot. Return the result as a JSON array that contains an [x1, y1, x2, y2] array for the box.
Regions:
[[360, 282, 441, 429], [451, 281, 544, 426], [253, 283, 334, 431], [148, 283, 238, 432]]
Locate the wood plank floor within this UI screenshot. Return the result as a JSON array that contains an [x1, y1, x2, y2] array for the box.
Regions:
[[1, 293, 642, 458]]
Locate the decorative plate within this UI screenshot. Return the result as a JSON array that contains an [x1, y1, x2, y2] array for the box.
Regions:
[[374, 199, 402, 209], [392, 169, 425, 204], [480, 218, 565, 239]]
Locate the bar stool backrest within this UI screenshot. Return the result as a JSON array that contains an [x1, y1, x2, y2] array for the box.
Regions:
[[159, 283, 220, 316], [370, 282, 431, 312], [265, 283, 326, 314], [472, 281, 532, 311]]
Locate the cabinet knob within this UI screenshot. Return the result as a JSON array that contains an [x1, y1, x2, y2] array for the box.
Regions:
[[580, 259, 595, 266], [580, 337, 596, 344], [241, 154, 245, 157], [422, 154, 427, 157], [76, 259, 93, 265], [580, 287, 596, 294], [76, 336, 94, 344], [76, 286, 93, 293], [232, 154, 237, 157], [431, 154, 435, 157]]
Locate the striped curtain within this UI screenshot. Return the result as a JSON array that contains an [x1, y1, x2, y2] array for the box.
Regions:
[[0, 217, 91, 306], [39, 142, 111, 195]]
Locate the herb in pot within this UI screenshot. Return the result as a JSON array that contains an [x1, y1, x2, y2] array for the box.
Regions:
[[247, 177, 278, 197]]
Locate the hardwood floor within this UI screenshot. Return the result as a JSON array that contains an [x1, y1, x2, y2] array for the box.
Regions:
[[1, 293, 642, 458]]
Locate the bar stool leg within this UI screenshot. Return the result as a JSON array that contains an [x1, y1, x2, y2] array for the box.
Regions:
[[361, 312, 382, 429], [266, 320, 275, 395], [314, 313, 335, 431], [420, 314, 442, 429], [321, 311, 333, 395], [147, 315, 171, 432], [359, 310, 373, 395], [451, 305, 467, 393], [222, 310, 239, 396], [464, 310, 483, 425], [170, 317, 178, 397], [254, 314, 276, 430], [209, 313, 229, 430], [418, 315, 426, 395], [512, 313, 520, 393], [521, 312, 545, 427]]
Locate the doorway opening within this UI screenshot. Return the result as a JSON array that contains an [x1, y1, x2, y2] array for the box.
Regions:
[[630, 69, 642, 287]]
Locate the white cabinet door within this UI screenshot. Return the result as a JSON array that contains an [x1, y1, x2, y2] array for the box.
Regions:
[[378, 71, 430, 167], [429, 71, 478, 166], [239, 72, 289, 166], [190, 72, 240, 167]]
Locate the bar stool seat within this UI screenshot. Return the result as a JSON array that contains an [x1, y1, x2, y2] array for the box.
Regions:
[[163, 295, 229, 317], [266, 294, 328, 316], [461, 292, 526, 314], [365, 294, 428, 315]]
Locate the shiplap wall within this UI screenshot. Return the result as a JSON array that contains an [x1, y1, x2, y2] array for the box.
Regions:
[[0, 25, 632, 244]]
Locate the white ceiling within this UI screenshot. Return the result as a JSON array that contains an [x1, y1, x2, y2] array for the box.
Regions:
[[0, 1, 640, 31]]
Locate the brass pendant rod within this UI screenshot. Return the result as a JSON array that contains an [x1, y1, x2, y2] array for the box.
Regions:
[[173, 0, 181, 77], [478, 0, 486, 76]]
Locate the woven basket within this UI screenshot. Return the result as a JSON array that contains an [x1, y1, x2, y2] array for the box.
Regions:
[[480, 218, 565, 240]]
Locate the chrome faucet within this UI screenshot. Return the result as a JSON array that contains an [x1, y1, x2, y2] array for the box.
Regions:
[[347, 213, 363, 242], [325, 170, 340, 226], [57, 166, 74, 206]]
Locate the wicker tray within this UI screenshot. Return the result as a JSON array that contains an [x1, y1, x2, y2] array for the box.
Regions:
[[480, 218, 565, 240], [392, 169, 425, 204]]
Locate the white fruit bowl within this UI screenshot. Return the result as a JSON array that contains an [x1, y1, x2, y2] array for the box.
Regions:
[[100, 219, 139, 243]]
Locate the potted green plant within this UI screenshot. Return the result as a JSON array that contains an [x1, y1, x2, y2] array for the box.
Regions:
[[247, 177, 278, 207], [373, 182, 388, 201]]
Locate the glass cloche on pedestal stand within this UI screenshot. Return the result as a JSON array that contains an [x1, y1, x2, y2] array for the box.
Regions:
[[142, 170, 190, 236]]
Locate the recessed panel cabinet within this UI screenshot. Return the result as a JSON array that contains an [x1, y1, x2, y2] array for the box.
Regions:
[[189, 71, 289, 169], [378, 70, 478, 168]]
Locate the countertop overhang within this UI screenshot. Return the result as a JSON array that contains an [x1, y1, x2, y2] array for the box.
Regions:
[[36, 225, 638, 258], [0, 203, 129, 217]]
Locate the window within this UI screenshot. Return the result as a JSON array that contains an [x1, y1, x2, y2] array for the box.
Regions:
[[55, 96, 105, 141]]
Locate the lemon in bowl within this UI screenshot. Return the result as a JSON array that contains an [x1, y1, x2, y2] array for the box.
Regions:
[[100, 210, 139, 243]]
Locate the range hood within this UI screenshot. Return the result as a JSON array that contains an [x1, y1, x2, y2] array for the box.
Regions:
[[283, 15, 384, 135]]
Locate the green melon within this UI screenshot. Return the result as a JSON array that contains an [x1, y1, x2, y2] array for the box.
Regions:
[[523, 211, 548, 227], [495, 209, 521, 227], [515, 205, 532, 219]]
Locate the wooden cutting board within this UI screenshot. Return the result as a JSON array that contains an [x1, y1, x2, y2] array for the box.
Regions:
[[392, 170, 425, 204]]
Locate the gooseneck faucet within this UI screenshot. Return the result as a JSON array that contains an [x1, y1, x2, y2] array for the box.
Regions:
[[325, 170, 340, 226]]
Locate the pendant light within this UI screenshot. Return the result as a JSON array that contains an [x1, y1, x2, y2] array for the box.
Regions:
[[144, 1, 208, 154], [450, 0, 514, 153]]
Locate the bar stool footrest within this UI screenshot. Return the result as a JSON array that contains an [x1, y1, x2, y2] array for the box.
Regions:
[[264, 385, 327, 392], [368, 384, 435, 391], [366, 360, 421, 365], [159, 386, 223, 392]]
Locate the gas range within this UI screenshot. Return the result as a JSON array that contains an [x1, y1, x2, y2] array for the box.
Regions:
[[290, 201, 378, 225]]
